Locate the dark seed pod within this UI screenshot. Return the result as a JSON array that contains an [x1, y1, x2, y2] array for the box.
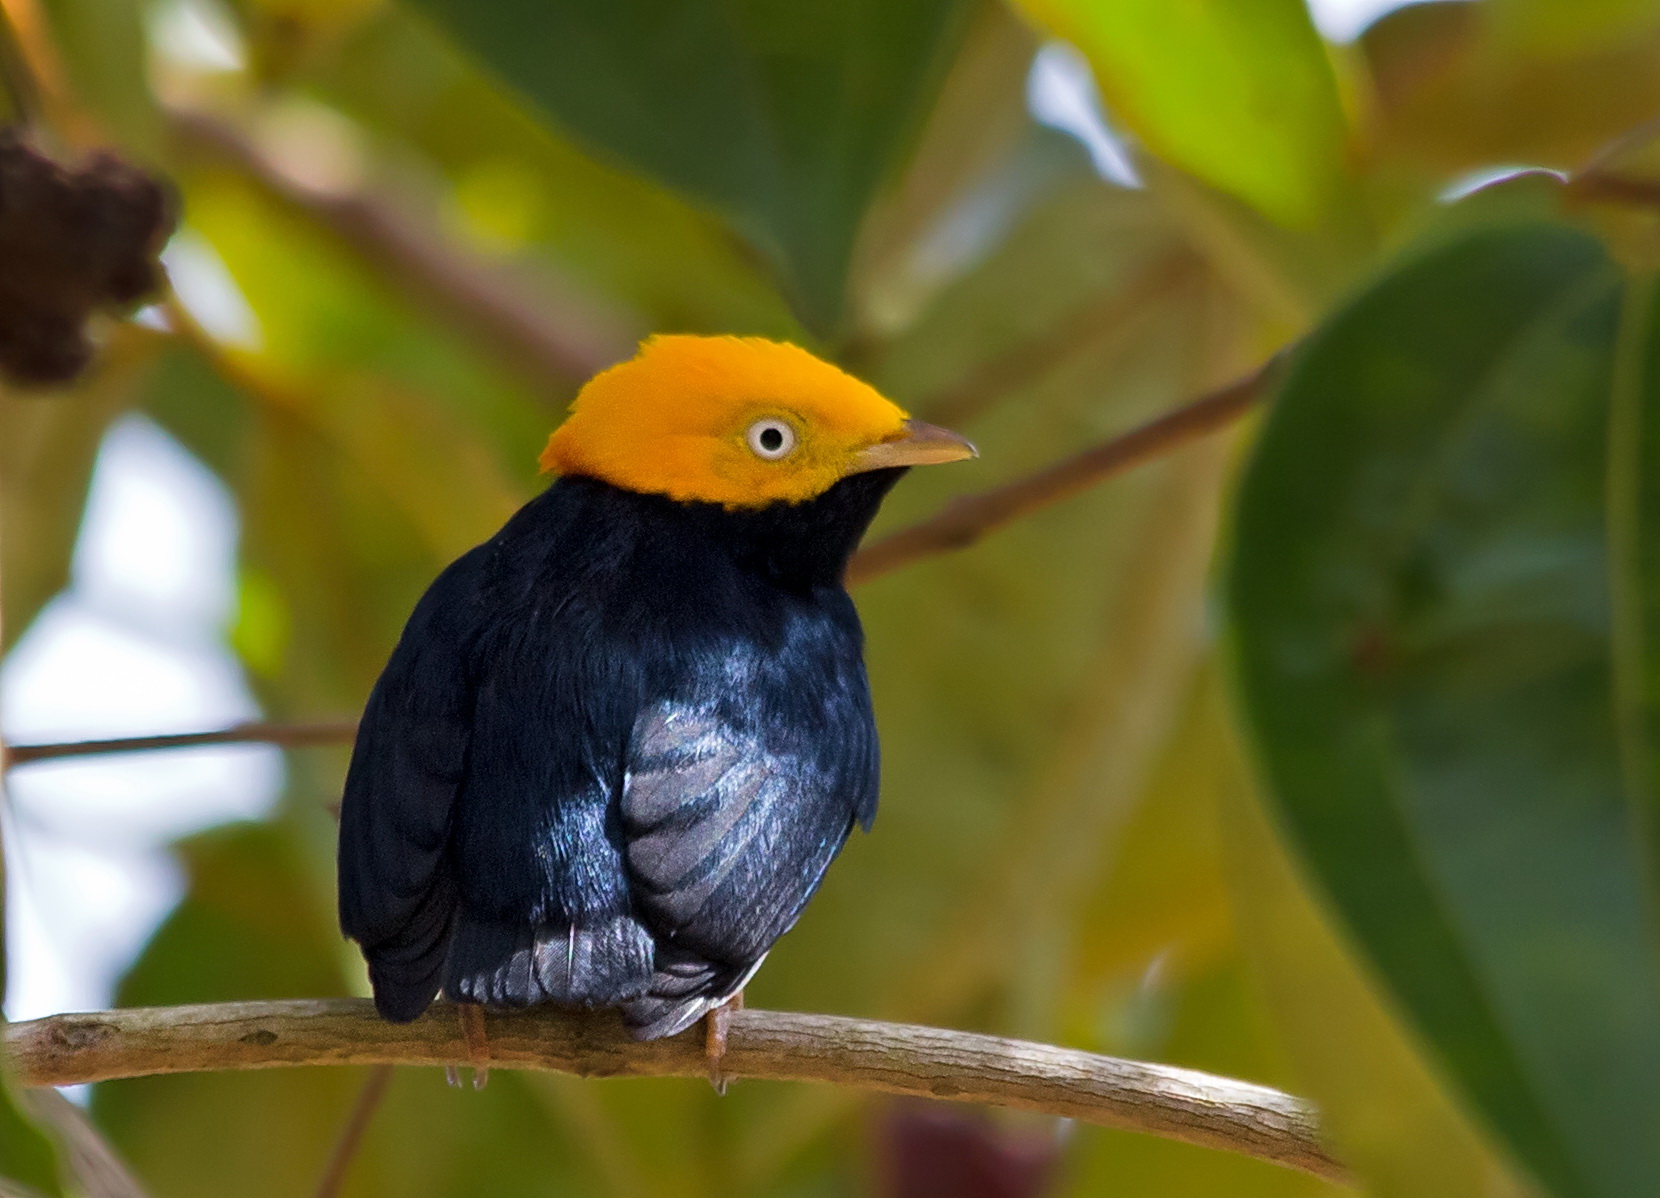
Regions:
[[0, 131, 176, 388]]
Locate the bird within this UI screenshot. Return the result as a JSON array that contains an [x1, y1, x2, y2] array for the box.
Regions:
[[337, 334, 975, 1086]]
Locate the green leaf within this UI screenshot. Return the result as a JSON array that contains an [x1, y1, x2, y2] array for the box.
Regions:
[[1228, 222, 1660, 1198], [316, 7, 803, 344], [402, 0, 974, 334], [1010, 0, 1348, 229], [37, 0, 160, 153]]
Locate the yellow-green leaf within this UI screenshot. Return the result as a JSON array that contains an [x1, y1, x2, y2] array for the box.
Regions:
[[1011, 0, 1349, 228]]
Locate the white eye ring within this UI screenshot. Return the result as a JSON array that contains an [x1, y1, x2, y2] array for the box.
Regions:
[[746, 419, 797, 460]]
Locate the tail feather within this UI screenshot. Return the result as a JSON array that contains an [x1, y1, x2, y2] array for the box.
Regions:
[[361, 875, 455, 1023], [444, 914, 655, 1007], [619, 948, 766, 1040]]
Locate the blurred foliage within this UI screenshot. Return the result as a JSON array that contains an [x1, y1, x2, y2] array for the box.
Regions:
[[4, 0, 1660, 1196], [1010, 0, 1349, 229]]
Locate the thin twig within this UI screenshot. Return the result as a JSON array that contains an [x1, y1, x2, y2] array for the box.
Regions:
[[5, 1000, 1349, 1186], [918, 252, 1196, 429], [4, 719, 359, 767], [845, 354, 1280, 586], [164, 107, 631, 390], [310, 1064, 394, 1198]]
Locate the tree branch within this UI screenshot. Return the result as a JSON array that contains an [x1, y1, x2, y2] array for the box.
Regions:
[[845, 354, 1279, 586], [5, 999, 1347, 1185]]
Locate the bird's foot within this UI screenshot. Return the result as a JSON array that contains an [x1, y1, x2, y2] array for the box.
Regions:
[[704, 990, 744, 1096], [448, 1002, 489, 1090]]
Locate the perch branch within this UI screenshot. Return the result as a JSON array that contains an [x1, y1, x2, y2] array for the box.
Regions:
[[5, 999, 1347, 1186], [845, 354, 1279, 586], [2, 353, 1284, 767]]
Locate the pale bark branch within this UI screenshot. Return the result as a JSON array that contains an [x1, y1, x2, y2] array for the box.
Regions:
[[5, 999, 1348, 1186]]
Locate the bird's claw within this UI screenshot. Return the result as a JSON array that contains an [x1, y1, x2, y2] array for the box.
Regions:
[[704, 990, 744, 1096], [458, 1002, 491, 1090]]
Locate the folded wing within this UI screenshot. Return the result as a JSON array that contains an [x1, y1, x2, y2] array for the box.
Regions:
[[618, 690, 876, 1038], [337, 545, 489, 1021]]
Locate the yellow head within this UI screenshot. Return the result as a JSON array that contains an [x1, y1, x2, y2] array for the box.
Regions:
[[540, 335, 974, 508]]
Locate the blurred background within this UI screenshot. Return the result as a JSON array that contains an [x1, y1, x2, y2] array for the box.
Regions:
[[4, 0, 1660, 1194]]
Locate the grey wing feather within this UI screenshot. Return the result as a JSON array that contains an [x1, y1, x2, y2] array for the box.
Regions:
[[619, 701, 862, 970]]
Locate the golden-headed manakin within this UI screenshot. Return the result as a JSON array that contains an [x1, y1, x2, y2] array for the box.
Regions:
[[337, 335, 974, 1056]]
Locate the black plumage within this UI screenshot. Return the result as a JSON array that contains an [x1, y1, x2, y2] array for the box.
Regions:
[[337, 467, 906, 1039]]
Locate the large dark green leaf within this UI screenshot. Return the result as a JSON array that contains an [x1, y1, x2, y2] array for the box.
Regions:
[[403, 0, 973, 333], [1229, 222, 1660, 1198]]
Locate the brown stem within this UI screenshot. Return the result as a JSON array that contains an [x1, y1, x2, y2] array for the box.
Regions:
[[845, 354, 1279, 586], [310, 1064, 394, 1198], [4, 719, 360, 767], [6, 999, 1349, 1186], [164, 106, 630, 390]]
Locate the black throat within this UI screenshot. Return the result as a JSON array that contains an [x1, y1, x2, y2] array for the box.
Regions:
[[563, 469, 909, 592]]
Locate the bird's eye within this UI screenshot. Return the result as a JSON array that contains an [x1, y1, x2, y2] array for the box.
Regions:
[[746, 419, 797, 461]]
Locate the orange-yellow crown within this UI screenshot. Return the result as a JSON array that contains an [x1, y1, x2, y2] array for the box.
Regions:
[[541, 335, 973, 508]]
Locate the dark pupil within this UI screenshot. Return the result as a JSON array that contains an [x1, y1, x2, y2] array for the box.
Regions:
[[758, 426, 784, 452]]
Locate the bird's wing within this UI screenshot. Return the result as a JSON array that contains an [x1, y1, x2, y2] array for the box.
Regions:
[[617, 676, 876, 1038], [337, 544, 490, 1021]]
